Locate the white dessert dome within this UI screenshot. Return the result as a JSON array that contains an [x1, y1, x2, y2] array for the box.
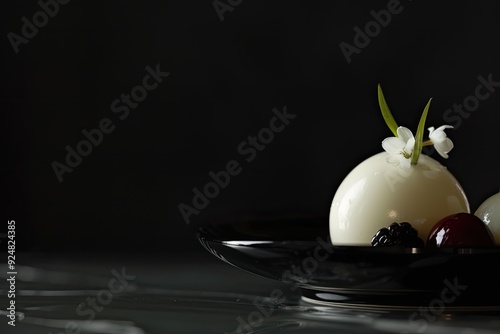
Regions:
[[329, 152, 470, 245]]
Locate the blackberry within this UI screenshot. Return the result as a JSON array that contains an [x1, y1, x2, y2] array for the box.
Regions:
[[371, 222, 424, 248]]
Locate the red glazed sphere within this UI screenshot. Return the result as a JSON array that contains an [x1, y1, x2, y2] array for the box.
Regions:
[[427, 213, 494, 247]]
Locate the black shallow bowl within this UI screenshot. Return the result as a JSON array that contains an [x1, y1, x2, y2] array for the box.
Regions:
[[197, 216, 500, 311]]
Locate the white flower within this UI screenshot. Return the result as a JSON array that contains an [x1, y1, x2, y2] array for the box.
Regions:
[[382, 126, 415, 169], [428, 125, 454, 158]]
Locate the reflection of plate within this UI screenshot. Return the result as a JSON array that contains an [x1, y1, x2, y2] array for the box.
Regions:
[[197, 217, 500, 311]]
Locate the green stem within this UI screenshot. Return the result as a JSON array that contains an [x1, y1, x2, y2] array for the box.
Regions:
[[411, 98, 433, 165], [378, 84, 399, 137]]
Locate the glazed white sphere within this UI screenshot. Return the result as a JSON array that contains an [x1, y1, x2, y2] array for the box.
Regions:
[[475, 192, 500, 245], [329, 152, 470, 245]]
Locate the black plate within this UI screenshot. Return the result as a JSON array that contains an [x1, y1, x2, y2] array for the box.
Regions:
[[197, 216, 500, 311]]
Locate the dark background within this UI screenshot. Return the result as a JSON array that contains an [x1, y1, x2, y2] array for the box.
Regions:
[[3, 0, 500, 252]]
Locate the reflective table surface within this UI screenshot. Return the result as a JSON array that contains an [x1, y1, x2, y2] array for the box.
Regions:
[[1, 251, 499, 334]]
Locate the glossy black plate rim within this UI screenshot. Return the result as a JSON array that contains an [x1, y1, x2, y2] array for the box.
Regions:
[[213, 238, 500, 254]]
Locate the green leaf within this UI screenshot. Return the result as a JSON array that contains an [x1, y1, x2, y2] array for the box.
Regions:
[[378, 84, 398, 137], [411, 98, 432, 165]]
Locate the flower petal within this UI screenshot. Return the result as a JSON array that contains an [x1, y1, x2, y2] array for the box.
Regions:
[[404, 137, 415, 154], [435, 148, 449, 159], [430, 130, 446, 142], [435, 125, 454, 132], [435, 138, 454, 159], [397, 126, 414, 143], [382, 137, 405, 154], [399, 155, 411, 169]]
